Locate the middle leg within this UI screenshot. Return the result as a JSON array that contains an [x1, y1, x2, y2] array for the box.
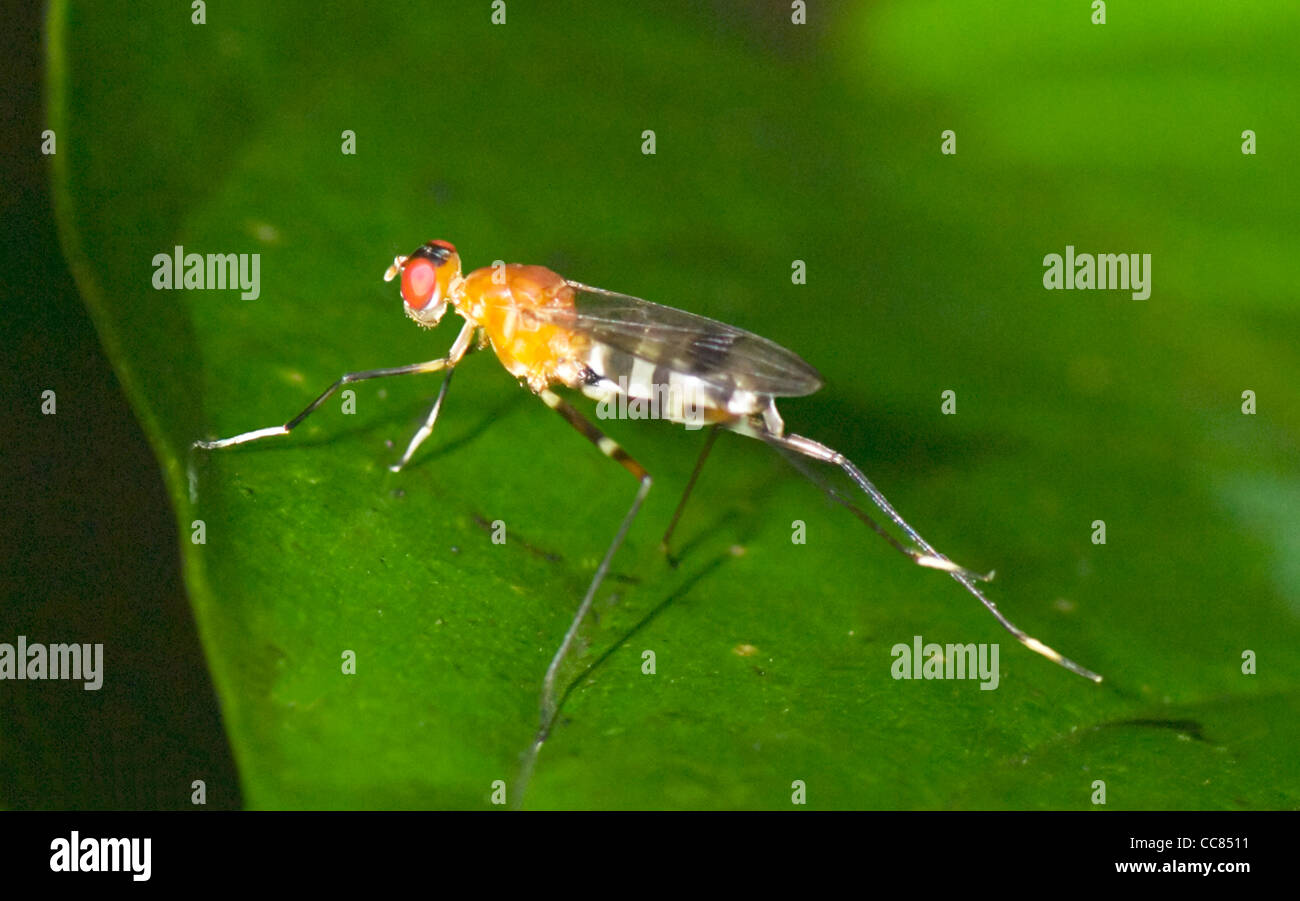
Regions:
[[660, 424, 721, 563], [534, 388, 653, 738]]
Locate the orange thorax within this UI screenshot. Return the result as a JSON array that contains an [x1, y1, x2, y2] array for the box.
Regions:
[[459, 264, 585, 391]]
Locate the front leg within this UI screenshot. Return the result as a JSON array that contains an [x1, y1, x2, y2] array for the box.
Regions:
[[193, 319, 477, 454]]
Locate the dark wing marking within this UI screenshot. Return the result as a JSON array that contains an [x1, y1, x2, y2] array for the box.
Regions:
[[538, 281, 823, 398]]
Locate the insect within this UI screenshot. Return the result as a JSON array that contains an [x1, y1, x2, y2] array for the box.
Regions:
[[193, 239, 1101, 754]]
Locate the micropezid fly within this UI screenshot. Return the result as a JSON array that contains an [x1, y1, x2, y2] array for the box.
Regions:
[[193, 239, 1102, 757]]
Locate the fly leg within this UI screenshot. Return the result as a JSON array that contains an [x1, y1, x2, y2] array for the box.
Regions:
[[389, 368, 456, 472], [387, 322, 479, 471], [763, 429, 1102, 683], [533, 388, 653, 737], [515, 389, 652, 805], [193, 320, 476, 456], [659, 424, 721, 565]]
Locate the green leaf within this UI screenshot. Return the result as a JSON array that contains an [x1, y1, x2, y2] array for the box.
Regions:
[[49, 0, 1300, 808]]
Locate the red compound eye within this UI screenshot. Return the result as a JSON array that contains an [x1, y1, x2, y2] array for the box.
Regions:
[[401, 257, 439, 310]]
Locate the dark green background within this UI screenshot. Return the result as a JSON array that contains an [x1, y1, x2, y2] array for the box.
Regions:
[[5, 1, 1297, 808]]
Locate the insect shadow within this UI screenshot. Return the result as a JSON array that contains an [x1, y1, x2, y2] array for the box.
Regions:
[[552, 551, 736, 723], [547, 473, 773, 719]]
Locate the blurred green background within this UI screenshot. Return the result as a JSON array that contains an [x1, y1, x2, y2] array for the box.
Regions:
[[7, 0, 1297, 808]]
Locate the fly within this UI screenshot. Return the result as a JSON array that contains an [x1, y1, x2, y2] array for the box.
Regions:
[[193, 240, 1102, 790]]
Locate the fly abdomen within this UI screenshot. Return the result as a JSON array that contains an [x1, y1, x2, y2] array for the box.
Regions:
[[575, 340, 766, 425]]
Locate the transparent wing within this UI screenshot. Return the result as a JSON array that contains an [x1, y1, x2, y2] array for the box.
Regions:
[[536, 281, 823, 398]]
